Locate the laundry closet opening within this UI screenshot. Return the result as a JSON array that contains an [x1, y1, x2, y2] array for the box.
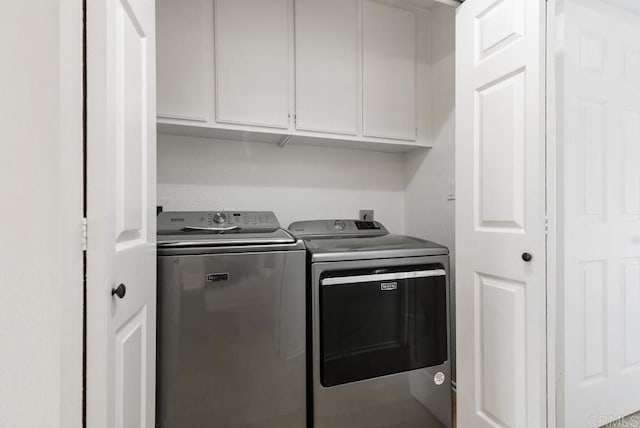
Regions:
[[154, 0, 457, 426]]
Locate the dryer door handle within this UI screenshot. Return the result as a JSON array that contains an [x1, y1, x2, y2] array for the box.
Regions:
[[321, 269, 447, 286]]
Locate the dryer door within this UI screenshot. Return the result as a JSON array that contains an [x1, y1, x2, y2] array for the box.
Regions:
[[319, 264, 447, 387]]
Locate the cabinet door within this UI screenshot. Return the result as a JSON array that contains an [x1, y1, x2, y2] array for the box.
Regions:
[[156, 0, 208, 121], [295, 0, 358, 135], [214, 0, 290, 129], [362, 1, 416, 141]]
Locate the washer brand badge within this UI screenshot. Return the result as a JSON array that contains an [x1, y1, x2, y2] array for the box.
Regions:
[[434, 372, 445, 386], [380, 282, 397, 291], [206, 273, 229, 282]]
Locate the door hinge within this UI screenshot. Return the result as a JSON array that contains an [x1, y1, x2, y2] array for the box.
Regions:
[[544, 217, 549, 236], [81, 217, 88, 251]]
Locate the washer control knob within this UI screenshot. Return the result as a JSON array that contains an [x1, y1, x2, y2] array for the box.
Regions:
[[334, 220, 346, 231], [213, 212, 226, 224]]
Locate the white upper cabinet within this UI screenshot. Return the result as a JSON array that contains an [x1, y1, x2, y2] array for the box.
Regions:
[[156, 0, 431, 151], [362, 1, 417, 141], [294, 0, 359, 135], [156, 0, 208, 121], [214, 0, 291, 129]]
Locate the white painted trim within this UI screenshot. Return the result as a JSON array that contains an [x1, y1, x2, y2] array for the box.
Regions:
[[156, 120, 431, 152], [421, 8, 433, 147], [59, 0, 84, 427], [545, 1, 559, 427], [156, 113, 207, 123], [86, 1, 110, 426], [377, 0, 460, 11], [433, 0, 460, 8], [205, 0, 215, 125], [288, 0, 296, 132]]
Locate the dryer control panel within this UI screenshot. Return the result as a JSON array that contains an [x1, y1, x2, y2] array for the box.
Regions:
[[288, 219, 389, 238], [158, 211, 280, 234]]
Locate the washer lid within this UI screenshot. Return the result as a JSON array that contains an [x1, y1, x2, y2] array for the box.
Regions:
[[158, 228, 297, 248], [157, 211, 297, 247], [302, 234, 449, 262]]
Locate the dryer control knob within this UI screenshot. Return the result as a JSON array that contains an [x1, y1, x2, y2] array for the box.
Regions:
[[334, 220, 346, 231], [213, 212, 226, 224]]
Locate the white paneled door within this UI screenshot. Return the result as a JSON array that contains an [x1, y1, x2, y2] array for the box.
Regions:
[[562, 0, 640, 426], [87, 0, 157, 427], [456, 0, 547, 427]]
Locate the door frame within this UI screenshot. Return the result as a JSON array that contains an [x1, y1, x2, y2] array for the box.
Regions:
[[545, 1, 559, 427], [85, 0, 111, 423], [60, 0, 85, 427]]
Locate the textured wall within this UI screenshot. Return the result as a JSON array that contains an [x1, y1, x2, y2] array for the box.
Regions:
[[0, 1, 83, 427], [157, 134, 407, 232]]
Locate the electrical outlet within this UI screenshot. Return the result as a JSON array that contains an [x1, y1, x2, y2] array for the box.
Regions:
[[359, 210, 374, 221]]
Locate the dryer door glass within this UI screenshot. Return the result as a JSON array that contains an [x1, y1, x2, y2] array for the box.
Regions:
[[319, 264, 447, 387]]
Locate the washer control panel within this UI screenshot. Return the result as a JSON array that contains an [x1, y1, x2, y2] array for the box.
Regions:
[[158, 211, 280, 234]]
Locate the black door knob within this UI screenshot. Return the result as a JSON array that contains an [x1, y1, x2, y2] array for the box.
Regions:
[[112, 283, 126, 299], [522, 253, 533, 262]]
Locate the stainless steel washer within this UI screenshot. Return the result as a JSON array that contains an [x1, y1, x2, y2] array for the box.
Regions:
[[157, 211, 306, 428], [289, 219, 452, 428]]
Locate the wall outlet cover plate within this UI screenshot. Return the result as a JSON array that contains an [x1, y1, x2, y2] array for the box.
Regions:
[[359, 210, 374, 221]]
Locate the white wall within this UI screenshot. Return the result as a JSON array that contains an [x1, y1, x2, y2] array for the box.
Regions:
[[404, 3, 455, 250], [157, 134, 407, 231], [0, 1, 83, 428], [404, 3, 456, 378]]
